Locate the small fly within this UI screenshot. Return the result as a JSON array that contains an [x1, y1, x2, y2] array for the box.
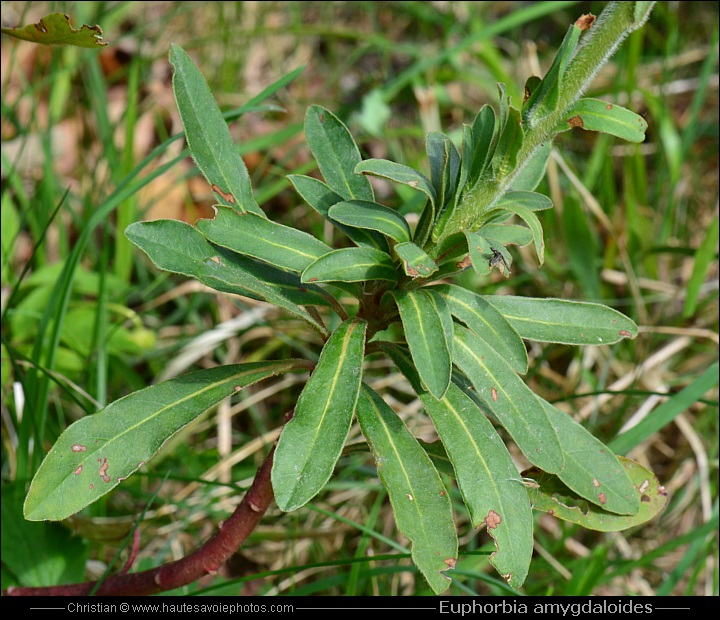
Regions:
[[489, 246, 511, 275]]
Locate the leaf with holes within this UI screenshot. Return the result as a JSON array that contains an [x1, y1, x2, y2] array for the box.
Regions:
[[556, 98, 648, 143], [394, 242, 438, 279], [272, 318, 367, 511], [24, 361, 308, 521], [1, 13, 106, 48], [357, 384, 457, 594], [524, 457, 667, 531]]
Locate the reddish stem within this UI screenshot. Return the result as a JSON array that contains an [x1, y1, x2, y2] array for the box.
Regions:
[[5, 446, 278, 596]]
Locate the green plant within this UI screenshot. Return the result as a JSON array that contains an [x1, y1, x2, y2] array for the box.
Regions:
[[12, 1, 669, 596]]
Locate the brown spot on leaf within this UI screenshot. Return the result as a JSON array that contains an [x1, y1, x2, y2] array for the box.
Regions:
[[575, 13, 596, 30], [638, 479, 650, 494], [211, 185, 235, 204], [319, 113, 324, 122], [407, 180, 419, 189], [456, 255, 472, 270], [74, 465, 83, 476], [619, 330, 632, 338], [491, 387, 498, 402], [89, 484, 94, 490], [233, 385, 242, 393], [568, 115, 584, 128], [641, 495, 651, 503], [71, 444, 87, 453], [606, 104, 613, 110], [406, 493, 414, 501], [485, 509, 502, 529], [440, 490, 445, 497], [209, 255, 222, 264], [405, 261, 419, 278], [598, 492, 607, 505], [102, 474, 112, 483], [307, 277, 318, 283], [547, 509, 554, 516], [138, 461, 145, 469], [99, 457, 109, 478], [592, 478, 601, 488], [443, 558, 456, 569]]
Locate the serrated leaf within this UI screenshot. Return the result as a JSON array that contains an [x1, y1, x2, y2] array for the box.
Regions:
[[288, 174, 388, 251], [394, 242, 438, 279], [170, 45, 262, 215], [196, 207, 331, 273], [328, 201, 411, 244], [24, 362, 308, 521], [1, 13, 106, 48], [433, 284, 528, 375], [541, 398, 639, 515], [305, 106, 374, 201], [525, 457, 667, 531], [391, 290, 452, 399], [482, 296, 638, 345], [272, 318, 367, 511], [556, 98, 649, 143], [357, 385, 457, 594], [302, 247, 398, 284], [452, 324, 564, 474], [355, 159, 437, 216], [420, 384, 533, 589], [125, 220, 329, 334]]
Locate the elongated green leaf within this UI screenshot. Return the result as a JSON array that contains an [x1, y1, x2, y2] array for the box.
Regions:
[[25, 361, 308, 521], [272, 318, 367, 511], [494, 190, 553, 212], [556, 98, 649, 143], [524, 457, 667, 531], [196, 207, 331, 273], [394, 242, 438, 279], [427, 132, 461, 210], [357, 385, 457, 594], [328, 201, 411, 244], [492, 105, 524, 180], [355, 159, 437, 214], [467, 105, 498, 189], [511, 141, 552, 192], [420, 384, 533, 588], [288, 174, 388, 251], [541, 398, 639, 515], [433, 284, 528, 375], [392, 290, 452, 399], [1, 13, 106, 47], [302, 247, 398, 284], [452, 324, 564, 473], [305, 105, 374, 201], [170, 45, 262, 215], [483, 296, 638, 345], [494, 203, 545, 264], [125, 220, 329, 333], [479, 224, 533, 247]]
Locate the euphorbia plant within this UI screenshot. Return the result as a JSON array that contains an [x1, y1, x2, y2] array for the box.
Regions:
[[16, 1, 667, 596]]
